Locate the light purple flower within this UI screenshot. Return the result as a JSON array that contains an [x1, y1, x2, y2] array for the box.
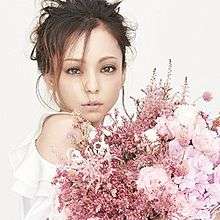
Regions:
[[168, 139, 184, 160]]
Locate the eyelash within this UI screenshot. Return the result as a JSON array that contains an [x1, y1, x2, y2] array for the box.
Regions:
[[65, 65, 117, 75]]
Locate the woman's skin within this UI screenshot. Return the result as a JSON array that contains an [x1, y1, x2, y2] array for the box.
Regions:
[[215, 211, 220, 220], [44, 24, 126, 128]]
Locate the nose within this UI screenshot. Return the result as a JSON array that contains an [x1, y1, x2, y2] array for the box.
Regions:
[[83, 71, 99, 94]]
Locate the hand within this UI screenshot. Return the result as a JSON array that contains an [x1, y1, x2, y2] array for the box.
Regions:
[[214, 212, 220, 220]]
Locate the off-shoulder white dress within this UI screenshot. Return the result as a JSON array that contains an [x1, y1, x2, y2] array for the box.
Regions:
[[8, 111, 98, 220]]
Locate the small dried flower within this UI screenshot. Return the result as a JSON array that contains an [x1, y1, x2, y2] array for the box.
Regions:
[[202, 91, 213, 102]]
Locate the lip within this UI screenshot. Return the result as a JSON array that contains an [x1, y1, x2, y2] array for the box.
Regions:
[[81, 101, 103, 106], [82, 104, 102, 111], [81, 101, 103, 111]]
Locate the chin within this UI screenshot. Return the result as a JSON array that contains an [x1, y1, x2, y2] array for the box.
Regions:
[[84, 112, 104, 124]]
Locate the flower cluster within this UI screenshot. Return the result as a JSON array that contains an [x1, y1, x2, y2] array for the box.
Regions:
[[52, 61, 220, 220]]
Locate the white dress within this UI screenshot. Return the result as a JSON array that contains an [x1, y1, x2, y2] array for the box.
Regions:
[[8, 110, 98, 220]]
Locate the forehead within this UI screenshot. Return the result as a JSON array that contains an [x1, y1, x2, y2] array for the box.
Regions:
[[64, 25, 122, 61]]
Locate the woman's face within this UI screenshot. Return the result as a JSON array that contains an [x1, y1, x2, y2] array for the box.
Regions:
[[57, 25, 125, 127]]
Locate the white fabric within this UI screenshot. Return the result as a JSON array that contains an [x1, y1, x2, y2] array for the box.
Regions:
[[9, 110, 94, 220]]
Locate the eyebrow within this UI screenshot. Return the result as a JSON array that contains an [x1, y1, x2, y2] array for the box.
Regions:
[[64, 56, 118, 63]]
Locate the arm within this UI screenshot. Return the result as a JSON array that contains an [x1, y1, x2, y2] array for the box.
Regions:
[[35, 114, 83, 165]]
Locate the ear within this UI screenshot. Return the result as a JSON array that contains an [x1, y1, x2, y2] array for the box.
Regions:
[[43, 73, 54, 91]]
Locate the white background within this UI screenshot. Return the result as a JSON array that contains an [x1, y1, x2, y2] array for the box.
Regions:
[[1, 0, 220, 219]]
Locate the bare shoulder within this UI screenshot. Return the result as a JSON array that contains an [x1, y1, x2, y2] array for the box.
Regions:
[[35, 113, 83, 165]]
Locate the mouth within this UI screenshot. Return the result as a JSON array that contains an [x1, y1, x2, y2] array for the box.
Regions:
[[81, 101, 103, 106], [82, 103, 103, 112], [81, 101, 103, 111]]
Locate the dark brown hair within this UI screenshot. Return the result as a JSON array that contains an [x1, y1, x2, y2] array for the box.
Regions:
[[30, 0, 136, 112]]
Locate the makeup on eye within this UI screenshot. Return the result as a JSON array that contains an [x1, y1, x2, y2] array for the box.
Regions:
[[65, 66, 81, 75], [64, 64, 117, 75], [100, 64, 117, 73]]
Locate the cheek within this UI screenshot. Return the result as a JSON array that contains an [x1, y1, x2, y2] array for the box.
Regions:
[[101, 76, 122, 102], [58, 76, 82, 103]]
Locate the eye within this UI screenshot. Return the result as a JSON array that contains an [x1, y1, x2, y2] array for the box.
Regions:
[[101, 65, 116, 73], [65, 67, 81, 75]]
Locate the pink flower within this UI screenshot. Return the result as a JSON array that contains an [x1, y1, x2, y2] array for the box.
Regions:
[[189, 154, 214, 174], [202, 91, 213, 102], [192, 128, 219, 155], [136, 165, 169, 196], [214, 165, 220, 183], [87, 218, 101, 220], [196, 209, 211, 219], [206, 183, 220, 203], [168, 139, 184, 160], [174, 193, 195, 218], [166, 117, 193, 146], [175, 160, 190, 176], [155, 116, 170, 137]]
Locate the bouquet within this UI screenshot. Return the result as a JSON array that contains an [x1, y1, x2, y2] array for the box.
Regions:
[[52, 60, 220, 220]]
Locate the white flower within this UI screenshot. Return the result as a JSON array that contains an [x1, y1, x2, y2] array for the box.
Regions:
[[66, 148, 85, 169], [88, 125, 98, 141], [143, 128, 159, 142], [102, 128, 112, 136], [110, 188, 117, 197], [94, 142, 109, 157], [174, 104, 198, 127], [93, 134, 110, 157]]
